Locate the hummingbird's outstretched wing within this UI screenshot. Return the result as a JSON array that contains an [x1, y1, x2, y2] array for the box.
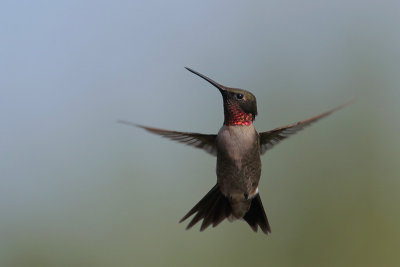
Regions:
[[118, 120, 217, 156], [259, 100, 354, 155]]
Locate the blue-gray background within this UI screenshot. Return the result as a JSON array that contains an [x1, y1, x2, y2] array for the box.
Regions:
[[1, 1, 399, 266]]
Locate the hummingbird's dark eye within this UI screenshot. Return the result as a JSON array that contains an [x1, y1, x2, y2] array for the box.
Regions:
[[236, 93, 244, 99]]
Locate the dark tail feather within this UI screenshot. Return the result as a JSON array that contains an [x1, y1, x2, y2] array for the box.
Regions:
[[243, 194, 271, 234], [179, 184, 231, 231]]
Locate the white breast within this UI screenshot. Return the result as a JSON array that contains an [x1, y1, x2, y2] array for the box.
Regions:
[[216, 125, 258, 163]]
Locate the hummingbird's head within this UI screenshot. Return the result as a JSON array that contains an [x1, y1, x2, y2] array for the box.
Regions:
[[185, 67, 257, 126]]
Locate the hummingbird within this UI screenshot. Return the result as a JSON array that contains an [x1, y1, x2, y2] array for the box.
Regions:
[[119, 67, 352, 234]]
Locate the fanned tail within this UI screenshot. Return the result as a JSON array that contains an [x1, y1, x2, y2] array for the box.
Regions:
[[179, 184, 231, 231], [180, 185, 271, 235], [243, 194, 271, 234]]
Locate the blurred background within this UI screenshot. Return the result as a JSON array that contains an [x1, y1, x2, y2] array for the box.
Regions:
[[1, 1, 400, 266]]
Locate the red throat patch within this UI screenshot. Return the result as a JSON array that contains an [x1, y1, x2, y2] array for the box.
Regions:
[[224, 103, 254, 126]]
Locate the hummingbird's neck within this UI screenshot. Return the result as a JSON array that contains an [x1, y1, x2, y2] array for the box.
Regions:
[[223, 102, 254, 126]]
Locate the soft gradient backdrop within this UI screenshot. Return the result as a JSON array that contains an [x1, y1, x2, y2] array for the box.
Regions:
[[1, 1, 400, 266]]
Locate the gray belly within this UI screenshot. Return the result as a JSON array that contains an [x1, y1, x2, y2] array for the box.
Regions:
[[216, 125, 261, 201]]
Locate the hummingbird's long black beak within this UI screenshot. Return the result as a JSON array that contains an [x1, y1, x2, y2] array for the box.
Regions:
[[185, 67, 227, 93]]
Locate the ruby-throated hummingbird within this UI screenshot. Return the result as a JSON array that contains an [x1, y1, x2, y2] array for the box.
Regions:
[[119, 67, 352, 234]]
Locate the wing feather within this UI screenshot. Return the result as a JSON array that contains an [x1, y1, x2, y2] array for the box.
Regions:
[[118, 120, 217, 156], [259, 100, 354, 155]]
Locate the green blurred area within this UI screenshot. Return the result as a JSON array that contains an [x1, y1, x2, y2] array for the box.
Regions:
[[1, 1, 400, 266]]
